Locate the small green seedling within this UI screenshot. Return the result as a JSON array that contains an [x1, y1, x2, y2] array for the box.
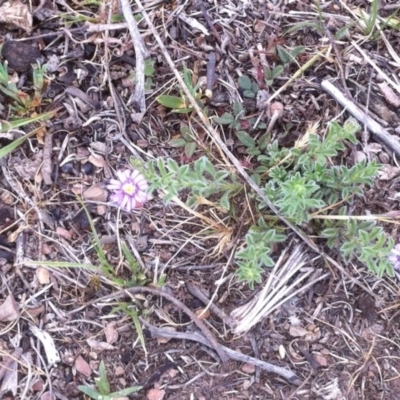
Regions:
[[156, 65, 203, 113], [130, 59, 155, 91], [0, 61, 49, 113], [169, 123, 198, 158], [238, 75, 259, 98], [276, 45, 305, 65], [264, 65, 283, 86], [78, 361, 142, 400]]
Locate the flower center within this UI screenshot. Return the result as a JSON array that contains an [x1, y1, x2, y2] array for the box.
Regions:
[[122, 182, 136, 196]]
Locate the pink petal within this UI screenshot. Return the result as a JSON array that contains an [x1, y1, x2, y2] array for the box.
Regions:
[[135, 192, 148, 203], [110, 191, 125, 206], [136, 180, 148, 190], [130, 170, 140, 181], [107, 179, 123, 190], [119, 193, 130, 211], [116, 170, 126, 182], [128, 197, 137, 210], [122, 170, 131, 180]]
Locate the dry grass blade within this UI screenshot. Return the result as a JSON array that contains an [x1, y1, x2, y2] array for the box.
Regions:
[[231, 246, 329, 334]]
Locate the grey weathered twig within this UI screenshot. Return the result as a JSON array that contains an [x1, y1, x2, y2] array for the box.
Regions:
[[321, 80, 400, 159], [69, 286, 229, 364], [119, 0, 149, 121], [141, 319, 301, 386]]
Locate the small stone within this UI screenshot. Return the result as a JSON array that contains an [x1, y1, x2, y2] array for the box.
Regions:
[[81, 162, 95, 175], [1, 41, 42, 72]]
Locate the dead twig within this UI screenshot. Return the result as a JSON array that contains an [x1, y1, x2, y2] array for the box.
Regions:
[[42, 132, 52, 186], [119, 0, 149, 120], [0, 159, 55, 230], [321, 80, 400, 159], [141, 319, 301, 386], [68, 286, 229, 365], [186, 282, 237, 329]]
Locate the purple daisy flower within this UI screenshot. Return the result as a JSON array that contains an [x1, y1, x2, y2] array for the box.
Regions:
[[388, 243, 400, 271], [107, 169, 149, 212]]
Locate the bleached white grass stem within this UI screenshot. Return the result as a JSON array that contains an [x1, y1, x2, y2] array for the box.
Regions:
[[231, 246, 329, 334]]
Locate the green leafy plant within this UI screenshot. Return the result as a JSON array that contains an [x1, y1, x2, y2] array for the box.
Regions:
[[130, 59, 155, 91], [156, 65, 204, 113], [263, 65, 284, 86], [169, 123, 198, 158], [144, 156, 242, 211], [0, 61, 49, 113], [145, 118, 394, 285], [235, 218, 285, 287], [78, 199, 149, 287], [253, 118, 392, 279], [238, 75, 259, 98], [357, 0, 379, 36], [78, 361, 142, 400], [214, 101, 245, 130], [276, 45, 305, 65], [214, 101, 267, 155]]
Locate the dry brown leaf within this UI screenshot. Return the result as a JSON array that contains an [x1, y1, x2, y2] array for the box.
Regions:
[[0, 348, 22, 395], [86, 338, 115, 351], [289, 326, 309, 337], [0, 294, 20, 322], [104, 322, 119, 345], [56, 227, 72, 240], [312, 352, 329, 367], [40, 391, 55, 400], [41, 133, 53, 185], [241, 363, 256, 374], [378, 82, 400, 107], [88, 154, 105, 168], [147, 388, 166, 400], [115, 366, 125, 376], [0, 1, 33, 34], [24, 305, 44, 318], [75, 355, 92, 377], [31, 379, 44, 392], [242, 379, 253, 390], [156, 326, 176, 344], [83, 184, 108, 202], [378, 165, 400, 180], [194, 308, 210, 320], [36, 267, 50, 285], [9, 151, 43, 180]]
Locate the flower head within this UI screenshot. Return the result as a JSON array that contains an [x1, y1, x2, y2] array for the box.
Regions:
[[388, 243, 400, 271], [107, 169, 148, 212]]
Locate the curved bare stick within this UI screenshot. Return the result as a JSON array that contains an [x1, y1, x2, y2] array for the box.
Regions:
[[141, 319, 301, 386], [70, 286, 229, 364]]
